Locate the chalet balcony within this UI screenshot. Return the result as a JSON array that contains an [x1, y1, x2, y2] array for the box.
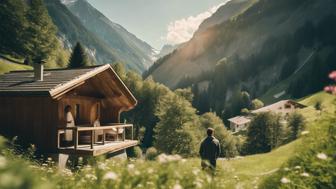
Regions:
[[57, 124, 138, 156]]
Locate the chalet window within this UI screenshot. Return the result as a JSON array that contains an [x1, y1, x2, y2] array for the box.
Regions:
[[75, 104, 80, 120], [285, 104, 291, 109]]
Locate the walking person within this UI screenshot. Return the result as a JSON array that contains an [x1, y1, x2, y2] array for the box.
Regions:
[[199, 128, 221, 171]]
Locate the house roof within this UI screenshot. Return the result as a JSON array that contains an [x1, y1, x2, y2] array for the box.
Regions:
[[0, 64, 137, 107], [228, 116, 251, 125], [251, 100, 306, 114]]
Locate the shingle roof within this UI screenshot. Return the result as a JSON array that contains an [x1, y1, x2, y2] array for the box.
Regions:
[[228, 116, 251, 125], [251, 100, 306, 114], [0, 64, 135, 101]]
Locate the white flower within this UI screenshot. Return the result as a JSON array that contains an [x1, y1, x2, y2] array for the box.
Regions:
[[0, 156, 7, 168], [172, 183, 183, 189], [128, 164, 135, 170], [301, 131, 310, 135], [234, 175, 239, 180], [103, 171, 118, 180], [85, 174, 97, 181], [280, 177, 291, 184], [294, 166, 301, 169], [47, 157, 52, 161], [98, 162, 107, 170], [192, 169, 200, 176], [147, 168, 154, 174], [157, 154, 182, 163], [283, 167, 290, 171], [317, 153, 328, 160], [301, 172, 310, 177], [78, 157, 83, 162]]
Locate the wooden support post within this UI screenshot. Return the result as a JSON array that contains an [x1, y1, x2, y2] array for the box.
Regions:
[[131, 126, 134, 140], [102, 130, 105, 145], [57, 131, 60, 148], [122, 127, 126, 141], [116, 128, 119, 141], [91, 130, 94, 149], [74, 129, 78, 150]]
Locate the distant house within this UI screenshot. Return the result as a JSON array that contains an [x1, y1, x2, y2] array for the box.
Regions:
[[251, 100, 306, 116], [228, 116, 251, 133], [0, 64, 138, 159], [228, 100, 306, 132]]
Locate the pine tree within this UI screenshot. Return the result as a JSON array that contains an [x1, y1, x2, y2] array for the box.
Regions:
[[0, 0, 28, 56], [25, 0, 59, 61], [68, 42, 90, 68]]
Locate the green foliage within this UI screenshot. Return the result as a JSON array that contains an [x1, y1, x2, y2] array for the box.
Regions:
[[199, 113, 239, 158], [260, 117, 336, 189], [154, 93, 202, 156], [68, 42, 91, 68], [174, 88, 194, 103], [0, 0, 28, 57], [251, 99, 264, 110], [245, 112, 285, 154], [145, 147, 158, 161], [240, 108, 250, 115], [25, 0, 59, 61], [314, 101, 322, 111], [126, 146, 142, 159], [287, 112, 305, 141]]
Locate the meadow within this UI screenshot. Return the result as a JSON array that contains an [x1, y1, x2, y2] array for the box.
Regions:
[[0, 92, 334, 189]]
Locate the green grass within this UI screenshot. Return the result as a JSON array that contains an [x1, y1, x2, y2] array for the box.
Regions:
[[0, 59, 31, 74]]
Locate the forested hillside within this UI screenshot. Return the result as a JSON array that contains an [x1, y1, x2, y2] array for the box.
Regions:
[[66, 0, 156, 71], [146, 0, 336, 121]]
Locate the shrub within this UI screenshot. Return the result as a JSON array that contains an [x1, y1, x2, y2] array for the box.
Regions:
[[287, 112, 305, 141], [126, 146, 142, 158], [199, 113, 239, 158], [145, 147, 158, 160], [245, 112, 285, 154]]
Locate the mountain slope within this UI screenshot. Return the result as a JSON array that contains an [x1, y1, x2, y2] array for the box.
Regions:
[[44, 0, 153, 72], [66, 0, 156, 71], [148, 0, 336, 89]]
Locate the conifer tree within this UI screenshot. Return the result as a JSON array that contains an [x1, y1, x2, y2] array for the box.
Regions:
[[0, 0, 28, 56], [68, 42, 90, 68]]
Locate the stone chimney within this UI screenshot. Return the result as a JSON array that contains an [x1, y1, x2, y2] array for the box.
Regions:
[[33, 59, 46, 81]]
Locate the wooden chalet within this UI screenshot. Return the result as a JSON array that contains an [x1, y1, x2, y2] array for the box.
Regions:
[[0, 64, 138, 156]]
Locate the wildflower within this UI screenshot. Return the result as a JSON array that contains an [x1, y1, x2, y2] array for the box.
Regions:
[[294, 166, 301, 169], [301, 172, 310, 177], [85, 174, 97, 181], [98, 162, 107, 170], [147, 168, 154, 174], [47, 157, 52, 161], [127, 164, 135, 170], [301, 131, 309, 135], [78, 157, 83, 162], [172, 183, 183, 189], [234, 175, 239, 180], [103, 171, 118, 181], [0, 156, 7, 168], [317, 153, 328, 160], [324, 86, 336, 94], [329, 71, 336, 80], [157, 154, 182, 163], [280, 177, 291, 184], [192, 168, 200, 176], [283, 167, 290, 171]]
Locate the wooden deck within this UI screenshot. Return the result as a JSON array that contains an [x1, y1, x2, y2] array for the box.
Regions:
[[58, 140, 138, 156]]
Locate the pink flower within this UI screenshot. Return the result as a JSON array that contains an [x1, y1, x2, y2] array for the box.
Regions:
[[329, 71, 336, 80], [324, 86, 336, 94]]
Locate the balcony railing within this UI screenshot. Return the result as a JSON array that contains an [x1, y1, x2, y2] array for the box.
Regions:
[[57, 123, 134, 151]]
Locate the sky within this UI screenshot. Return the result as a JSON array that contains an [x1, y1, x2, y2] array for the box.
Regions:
[[87, 0, 227, 50]]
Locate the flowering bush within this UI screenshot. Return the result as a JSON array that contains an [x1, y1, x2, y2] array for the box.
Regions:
[[324, 71, 336, 94]]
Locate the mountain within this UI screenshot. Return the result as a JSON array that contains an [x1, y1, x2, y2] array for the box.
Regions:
[[197, 0, 255, 33], [157, 44, 179, 59], [44, 0, 155, 72], [146, 0, 336, 118], [66, 0, 156, 71]]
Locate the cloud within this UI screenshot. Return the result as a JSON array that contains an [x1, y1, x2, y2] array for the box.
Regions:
[[165, 2, 227, 45]]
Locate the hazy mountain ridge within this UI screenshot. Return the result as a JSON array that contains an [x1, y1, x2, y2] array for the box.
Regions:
[[147, 0, 336, 89], [67, 0, 156, 70]]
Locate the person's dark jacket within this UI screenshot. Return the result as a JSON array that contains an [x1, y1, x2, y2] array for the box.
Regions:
[[199, 136, 221, 163]]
